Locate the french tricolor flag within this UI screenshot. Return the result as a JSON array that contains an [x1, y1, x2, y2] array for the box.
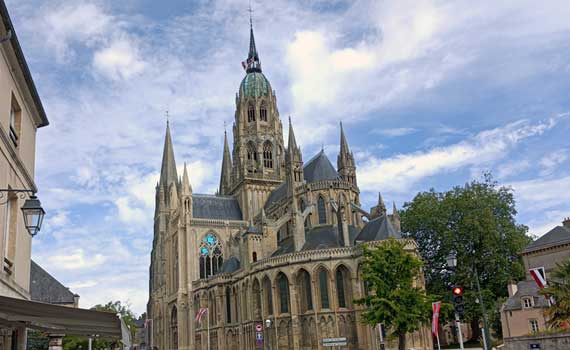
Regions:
[[530, 267, 547, 289]]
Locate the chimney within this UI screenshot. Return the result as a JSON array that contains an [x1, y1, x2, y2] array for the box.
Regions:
[[563, 217, 570, 229], [507, 281, 518, 297]]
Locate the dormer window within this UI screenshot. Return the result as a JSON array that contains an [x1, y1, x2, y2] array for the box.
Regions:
[[522, 296, 533, 309]]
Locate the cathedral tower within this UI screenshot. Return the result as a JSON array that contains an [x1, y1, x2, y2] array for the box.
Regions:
[[223, 22, 286, 220]]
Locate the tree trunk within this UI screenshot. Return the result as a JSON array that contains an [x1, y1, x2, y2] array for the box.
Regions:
[[398, 332, 406, 350], [470, 319, 481, 342]]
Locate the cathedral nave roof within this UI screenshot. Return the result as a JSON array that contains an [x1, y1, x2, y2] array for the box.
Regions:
[[192, 194, 243, 221]]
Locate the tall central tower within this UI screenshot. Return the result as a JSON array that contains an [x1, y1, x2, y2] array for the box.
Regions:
[[219, 22, 286, 221]]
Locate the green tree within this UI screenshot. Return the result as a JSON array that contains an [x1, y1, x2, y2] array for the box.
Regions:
[[63, 301, 137, 350], [355, 238, 434, 350], [542, 259, 570, 328], [400, 174, 531, 340]]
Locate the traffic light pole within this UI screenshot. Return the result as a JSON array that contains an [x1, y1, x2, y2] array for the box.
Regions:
[[474, 268, 491, 350], [455, 313, 464, 350]]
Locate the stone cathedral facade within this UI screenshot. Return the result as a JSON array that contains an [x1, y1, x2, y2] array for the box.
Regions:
[[147, 24, 432, 350]]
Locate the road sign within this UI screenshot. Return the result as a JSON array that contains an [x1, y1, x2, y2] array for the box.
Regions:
[[529, 344, 541, 350], [255, 323, 263, 332], [323, 337, 348, 347], [256, 333, 263, 340]]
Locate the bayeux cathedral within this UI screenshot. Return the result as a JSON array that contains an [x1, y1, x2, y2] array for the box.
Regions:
[[147, 23, 432, 350]]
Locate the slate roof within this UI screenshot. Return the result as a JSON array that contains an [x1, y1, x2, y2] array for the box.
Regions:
[[30, 260, 76, 305], [303, 151, 340, 183], [192, 194, 243, 220], [272, 225, 360, 256], [265, 151, 340, 209], [523, 225, 570, 254], [503, 280, 549, 311], [220, 257, 241, 273], [355, 215, 401, 243]]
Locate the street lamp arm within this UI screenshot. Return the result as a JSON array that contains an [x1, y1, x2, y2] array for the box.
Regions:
[[0, 189, 36, 205]]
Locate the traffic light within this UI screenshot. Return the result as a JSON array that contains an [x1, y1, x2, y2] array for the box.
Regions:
[[452, 286, 465, 317]]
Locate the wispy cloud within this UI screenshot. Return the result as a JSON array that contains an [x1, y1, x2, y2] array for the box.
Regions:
[[372, 127, 418, 137], [359, 117, 562, 192]]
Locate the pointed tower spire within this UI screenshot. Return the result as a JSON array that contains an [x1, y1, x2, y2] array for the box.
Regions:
[[182, 162, 192, 194], [340, 121, 350, 156], [245, 8, 261, 73], [370, 192, 387, 219], [287, 116, 298, 152], [219, 130, 233, 195], [160, 121, 178, 187], [337, 121, 357, 186]]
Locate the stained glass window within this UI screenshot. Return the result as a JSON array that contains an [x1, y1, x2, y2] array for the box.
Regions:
[[199, 233, 223, 279], [336, 269, 346, 308], [278, 273, 290, 313], [318, 196, 327, 224], [319, 269, 330, 309]]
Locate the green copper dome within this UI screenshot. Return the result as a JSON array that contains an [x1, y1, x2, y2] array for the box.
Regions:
[[240, 72, 271, 98]]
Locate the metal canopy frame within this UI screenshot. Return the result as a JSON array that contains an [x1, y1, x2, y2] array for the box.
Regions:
[[0, 295, 128, 343]]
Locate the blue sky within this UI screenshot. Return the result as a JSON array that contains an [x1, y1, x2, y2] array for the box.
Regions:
[[5, 0, 570, 315]]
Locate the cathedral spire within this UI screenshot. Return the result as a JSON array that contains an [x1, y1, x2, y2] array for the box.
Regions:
[[245, 14, 261, 73], [219, 130, 232, 195], [339, 121, 350, 157], [287, 116, 298, 154], [160, 121, 178, 187], [337, 121, 357, 186], [182, 162, 192, 194]]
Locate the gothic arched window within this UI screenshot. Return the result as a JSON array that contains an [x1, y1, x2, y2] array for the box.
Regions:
[[199, 233, 223, 279], [318, 268, 330, 309], [336, 268, 346, 308], [263, 141, 273, 168], [318, 196, 327, 224], [248, 103, 255, 122], [263, 276, 273, 315], [297, 269, 313, 312], [260, 101, 268, 121], [277, 273, 290, 314], [247, 142, 257, 162], [171, 306, 178, 350]]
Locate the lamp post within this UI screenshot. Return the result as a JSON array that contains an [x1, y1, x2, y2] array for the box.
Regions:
[[446, 251, 464, 350], [0, 189, 45, 237]]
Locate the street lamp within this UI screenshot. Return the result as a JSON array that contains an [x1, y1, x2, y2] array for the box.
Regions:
[[446, 250, 457, 269], [0, 190, 45, 237], [21, 195, 45, 236]]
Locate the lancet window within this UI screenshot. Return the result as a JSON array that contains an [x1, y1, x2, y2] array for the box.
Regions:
[[263, 141, 273, 168], [248, 103, 255, 122]]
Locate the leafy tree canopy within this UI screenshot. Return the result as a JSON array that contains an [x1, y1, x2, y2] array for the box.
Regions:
[[355, 238, 435, 350], [400, 174, 531, 335], [542, 259, 570, 328]]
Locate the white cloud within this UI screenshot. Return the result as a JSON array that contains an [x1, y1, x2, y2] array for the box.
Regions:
[[48, 249, 107, 270], [94, 37, 146, 80], [34, 2, 113, 61], [373, 127, 418, 137], [497, 160, 531, 179], [359, 117, 560, 192], [539, 149, 568, 176]]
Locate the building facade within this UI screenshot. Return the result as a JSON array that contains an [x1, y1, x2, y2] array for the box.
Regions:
[[501, 218, 570, 338], [148, 23, 432, 350], [0, 1, 49, 350]]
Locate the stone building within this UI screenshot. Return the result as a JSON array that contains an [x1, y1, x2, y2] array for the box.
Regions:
[[147, 23, 432, 350], [501, 218, 570, 338], [0, 1, 49, 349]]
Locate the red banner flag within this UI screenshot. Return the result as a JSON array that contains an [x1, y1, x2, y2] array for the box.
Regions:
[[432, 301, 441, 336]]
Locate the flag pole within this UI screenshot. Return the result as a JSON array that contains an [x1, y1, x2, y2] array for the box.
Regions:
[[207, 309, 211, 350], [436, 332, 441, 350]]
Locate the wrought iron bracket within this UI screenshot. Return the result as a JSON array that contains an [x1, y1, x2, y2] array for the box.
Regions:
[[0, 189, 35, 205]]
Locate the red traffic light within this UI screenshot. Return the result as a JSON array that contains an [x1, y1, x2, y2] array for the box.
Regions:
[[452, 286, 464, 296]]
